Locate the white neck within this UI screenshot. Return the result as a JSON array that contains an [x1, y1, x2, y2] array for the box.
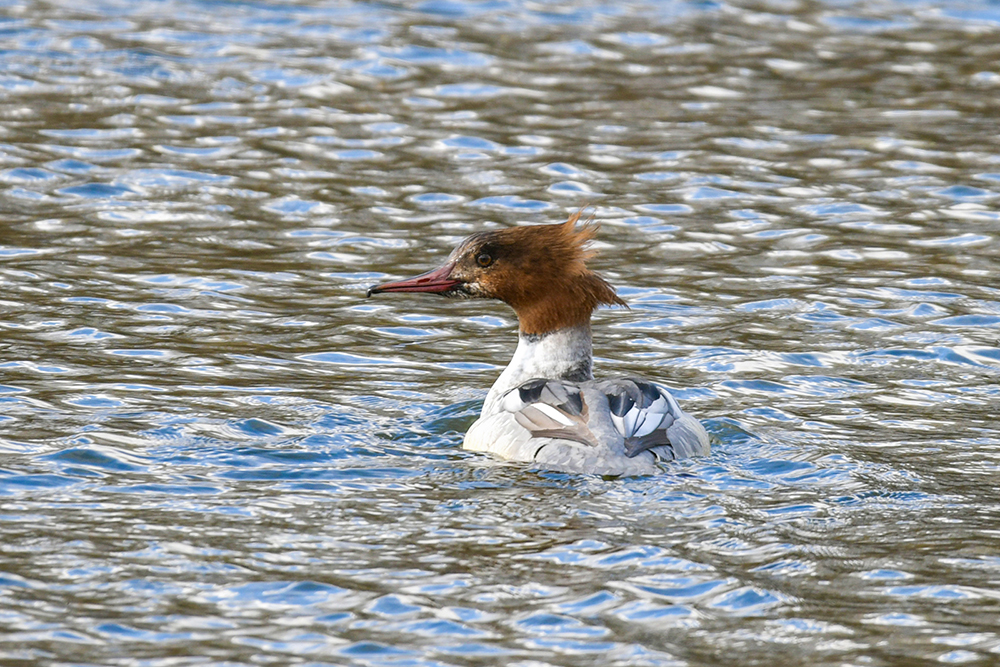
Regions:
[[483, 325, 593, 414]]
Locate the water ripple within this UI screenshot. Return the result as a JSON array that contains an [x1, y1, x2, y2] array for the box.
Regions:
[[2, 0, 1000, 666]]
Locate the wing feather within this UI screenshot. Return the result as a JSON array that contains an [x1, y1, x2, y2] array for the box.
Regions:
[[599, 378, 710, 461], [500, 379, 598, 456], [530, 402, 577, 426]]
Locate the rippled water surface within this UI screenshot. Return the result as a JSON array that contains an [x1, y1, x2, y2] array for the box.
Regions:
[[3, 0, 1000, 664]]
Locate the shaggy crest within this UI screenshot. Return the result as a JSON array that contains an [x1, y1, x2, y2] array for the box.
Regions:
[[542, 209, 601, 270], [470, 210, 627, 333]]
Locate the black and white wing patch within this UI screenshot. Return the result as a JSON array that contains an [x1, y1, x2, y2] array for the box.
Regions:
[[499, 379, 597, 448], [600, 379, 708, 461]]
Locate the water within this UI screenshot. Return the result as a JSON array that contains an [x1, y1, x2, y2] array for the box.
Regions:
[[2, 0, 1000, 664]]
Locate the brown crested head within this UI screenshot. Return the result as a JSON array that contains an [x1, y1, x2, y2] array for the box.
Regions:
[[368, 211, 627, 335]]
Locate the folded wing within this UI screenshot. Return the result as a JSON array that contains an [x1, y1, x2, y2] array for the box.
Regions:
[[498, 378, 598, 454], [495, 377, 709, 464], [599, 378, 710, 461]]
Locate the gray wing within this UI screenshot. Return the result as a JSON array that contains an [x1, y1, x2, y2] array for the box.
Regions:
[[599, 378, 710, 461], [498, 378, 598, 451]]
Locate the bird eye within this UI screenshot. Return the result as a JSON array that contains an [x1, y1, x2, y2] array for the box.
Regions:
[[476, 252, 493, 268]]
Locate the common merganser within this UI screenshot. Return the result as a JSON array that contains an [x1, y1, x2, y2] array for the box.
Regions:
[[367, 211, 710, 475]]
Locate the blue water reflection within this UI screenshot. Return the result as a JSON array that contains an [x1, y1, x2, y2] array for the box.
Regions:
[[2, 0, 1000, 665]]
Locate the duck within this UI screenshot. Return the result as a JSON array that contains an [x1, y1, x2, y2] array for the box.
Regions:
[[367, 211, 710, 475]]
